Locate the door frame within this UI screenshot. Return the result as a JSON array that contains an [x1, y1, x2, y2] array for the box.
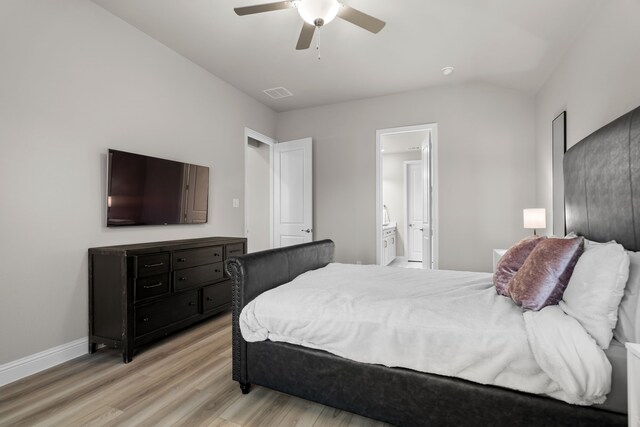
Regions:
[[376, 123, 439, 267], [244, 127, 275, 250]]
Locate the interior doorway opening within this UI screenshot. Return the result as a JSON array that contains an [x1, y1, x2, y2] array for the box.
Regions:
[[376, 124, 438, 269], [244, 128, 274, 253], [244, 129, 314, 253]]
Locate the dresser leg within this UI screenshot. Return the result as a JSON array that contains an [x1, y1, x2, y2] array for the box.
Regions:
[[88, 341, 97, 354], [123, 350, 133, 364], [240, 382, 251, 394]]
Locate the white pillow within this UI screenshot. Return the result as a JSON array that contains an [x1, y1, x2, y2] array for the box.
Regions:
[[559, 242, 629, 349], [613, 251, 640, 343], [584, 238, 616, 249]]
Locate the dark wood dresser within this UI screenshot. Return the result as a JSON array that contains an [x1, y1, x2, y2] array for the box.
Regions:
[[88, 236, 246, 362]]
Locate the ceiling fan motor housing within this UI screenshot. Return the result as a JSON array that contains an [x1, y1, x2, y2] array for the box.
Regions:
[[234, 0, 386, 50]]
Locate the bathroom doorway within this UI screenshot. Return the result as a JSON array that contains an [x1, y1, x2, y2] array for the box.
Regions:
[[376, 124, 438, 269]]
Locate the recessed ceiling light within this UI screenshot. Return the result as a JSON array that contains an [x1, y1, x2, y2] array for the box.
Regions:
[[441, 66, 455, 76]]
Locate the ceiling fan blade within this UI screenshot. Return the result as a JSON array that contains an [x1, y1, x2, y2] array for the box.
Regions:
[[234, 1, 292, 16], [296, 22, 316, 50], [337, 5, 386, 33]]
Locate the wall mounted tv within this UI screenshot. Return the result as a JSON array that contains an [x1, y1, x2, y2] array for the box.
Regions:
[[107, 149, 210, 227]]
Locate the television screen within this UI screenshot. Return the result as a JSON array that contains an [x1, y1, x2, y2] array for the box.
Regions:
[[107, 149, 209, 226]]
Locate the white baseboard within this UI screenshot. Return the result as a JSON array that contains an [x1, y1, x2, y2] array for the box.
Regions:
[[0, 337, 88, 388]]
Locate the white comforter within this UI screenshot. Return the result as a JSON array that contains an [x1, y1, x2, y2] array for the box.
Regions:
[[240, 263, 611, 405]]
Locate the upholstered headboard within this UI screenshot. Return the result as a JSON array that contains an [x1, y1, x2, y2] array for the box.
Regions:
[[564, 106, 640, 251]]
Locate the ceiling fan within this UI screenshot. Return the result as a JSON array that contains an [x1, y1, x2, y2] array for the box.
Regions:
[[234, 0, 386, 50]]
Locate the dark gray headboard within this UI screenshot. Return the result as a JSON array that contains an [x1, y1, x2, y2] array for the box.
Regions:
[[564, 105, 640, 250]]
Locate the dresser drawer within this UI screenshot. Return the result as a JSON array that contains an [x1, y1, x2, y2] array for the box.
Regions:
[[203, 281, 232, 312], [173, 246, 222, 270], [225, 242, 245, 258], [135, 290, 199, 336], [136, 253, 170, 277], [135, 273, 170, 301], [173, 262, 223, 292]]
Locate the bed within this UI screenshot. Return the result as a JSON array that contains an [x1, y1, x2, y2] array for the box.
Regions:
[[225, 105, 640, 427]]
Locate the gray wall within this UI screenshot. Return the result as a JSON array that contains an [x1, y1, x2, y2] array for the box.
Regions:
[[535, 0, 640, 233], [276, 82, 536, 271], [0, 0, 276, 364]]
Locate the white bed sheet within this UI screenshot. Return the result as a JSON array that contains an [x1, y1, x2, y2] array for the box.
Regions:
[[240, 263, 611, 405]]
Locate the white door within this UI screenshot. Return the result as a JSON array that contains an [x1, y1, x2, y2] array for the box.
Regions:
[[406, 161, 423, 262], [273, 138, 313, 247], [422, 132, 433, 269]]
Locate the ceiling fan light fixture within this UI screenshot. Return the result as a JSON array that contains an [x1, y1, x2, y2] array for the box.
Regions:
[[297, 0, 340, 26]]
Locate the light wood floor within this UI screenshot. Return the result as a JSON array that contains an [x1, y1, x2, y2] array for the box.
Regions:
[[0, 313, 391, 427]]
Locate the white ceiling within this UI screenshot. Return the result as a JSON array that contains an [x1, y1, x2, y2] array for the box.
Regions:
[[90, 0, 602, 112]]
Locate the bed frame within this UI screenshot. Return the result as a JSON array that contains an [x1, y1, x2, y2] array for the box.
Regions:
[[225, 106, 640, 426]]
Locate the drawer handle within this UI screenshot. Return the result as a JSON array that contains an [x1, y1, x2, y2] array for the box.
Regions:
[[178, 258, 187, 262], [143, 282, 163, 289], [229, 250, 241, 255], [144, 262, 164, 268], [188, 301, 196, 306], [142, 317, 150, 322], [206, 297, 213, 302], [215, 269, 221, 273], [179, 277, 187, 281]]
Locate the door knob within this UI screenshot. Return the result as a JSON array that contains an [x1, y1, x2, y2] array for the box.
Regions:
[[302, 229, 312, 233]]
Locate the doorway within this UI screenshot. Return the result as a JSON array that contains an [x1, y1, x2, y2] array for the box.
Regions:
[[376, 124, 438, 269], [244, 129, 314, 253], [244, 128, 274, 253]]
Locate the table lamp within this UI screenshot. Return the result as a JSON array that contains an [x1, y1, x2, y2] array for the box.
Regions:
[[523, 208, 546, 236]]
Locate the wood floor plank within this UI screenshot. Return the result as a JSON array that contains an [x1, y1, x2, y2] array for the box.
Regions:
[[0, 356, 141, 424], [55, 405, 123, 427], [197, 418, 241, 427], [177, 367, 239, 426], [0, 352, 118, 418], [106, 356, 227, 416], [0, 351, 112, 404], [0, 313, 391, 427], [272, 396, 325, 427], [219, 386, 280, 425]]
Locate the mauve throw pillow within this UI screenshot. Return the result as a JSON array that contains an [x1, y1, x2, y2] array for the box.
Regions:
[[507, 237, 584, 311], [493, 236, 546, 296]]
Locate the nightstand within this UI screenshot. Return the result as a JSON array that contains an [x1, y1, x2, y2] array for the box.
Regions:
[[492, 249, 507, 273], [628, 343, 640, 427]]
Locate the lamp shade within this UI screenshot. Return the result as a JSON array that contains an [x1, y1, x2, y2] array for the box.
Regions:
[[297, 0, 340, 25], [523, 208, 546, 229]]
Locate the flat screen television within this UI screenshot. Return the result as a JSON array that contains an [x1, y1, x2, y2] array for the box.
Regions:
[[107, 149, 209, 227]]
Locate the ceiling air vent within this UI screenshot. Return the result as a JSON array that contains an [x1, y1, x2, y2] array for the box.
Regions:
[[263, 87, 293, 99]]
